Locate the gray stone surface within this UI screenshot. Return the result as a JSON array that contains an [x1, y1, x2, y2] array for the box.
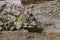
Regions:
[[0, 0, 60, 33], [23, 1, 60, 33], [0, 26, 2, 30], [16, 21, 23, 30], [0, 21, 3, 26]]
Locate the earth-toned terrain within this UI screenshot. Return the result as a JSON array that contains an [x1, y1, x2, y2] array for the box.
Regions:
[[1, 31, 60, 40], [0, 0, 60, 40]]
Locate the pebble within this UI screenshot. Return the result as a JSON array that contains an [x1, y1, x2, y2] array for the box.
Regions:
[[31, 21, 36, 25], [28, 26, 32, 28], [22, 29, 28, 33], [24, 25, 27, 27], [24, 23, 28, 26]]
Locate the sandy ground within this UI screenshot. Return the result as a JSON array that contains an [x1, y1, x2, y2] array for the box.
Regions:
[[0, 31, 60, 40]]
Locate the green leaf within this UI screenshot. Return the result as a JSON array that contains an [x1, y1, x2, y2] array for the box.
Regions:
[[9, 15, 24, 24]]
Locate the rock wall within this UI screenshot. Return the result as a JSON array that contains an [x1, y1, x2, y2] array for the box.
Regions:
[[0, 0, 60, 33], [21, 0, 60, 33]]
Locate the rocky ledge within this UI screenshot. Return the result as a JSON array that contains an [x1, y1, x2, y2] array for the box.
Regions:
[[0, 0, 60, 33]]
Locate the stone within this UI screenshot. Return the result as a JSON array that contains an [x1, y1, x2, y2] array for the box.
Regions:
[[28, 26, 32, 28], [24, 23, 28, 27], [16, 21, 22, 30], [10, 15, 15, 19], [4, 8, 11, 13], [24, 25, 27, 27], [0, 26, 2, 31], [24, 23, 28, 26], [31, 21, 36, 25], [19, 29, 28, 34], [22, 1, 60, 33], [10, 26, 15, 31], [0, 0, 60, 33], [0, 21, 3, 26], [11, 9, 20, 16], [23, 29, 28, 33]]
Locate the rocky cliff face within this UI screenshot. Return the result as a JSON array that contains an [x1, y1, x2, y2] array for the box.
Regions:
[[0, 0, 60, 33]]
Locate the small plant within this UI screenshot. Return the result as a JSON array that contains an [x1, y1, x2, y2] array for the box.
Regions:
[[0, 15, 9, 22], [0, 14, 24, 25], [10, 15, 24, 24]]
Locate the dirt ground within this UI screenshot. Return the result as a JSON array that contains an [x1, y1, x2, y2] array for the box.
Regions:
[[0, 31, 60, 40]]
